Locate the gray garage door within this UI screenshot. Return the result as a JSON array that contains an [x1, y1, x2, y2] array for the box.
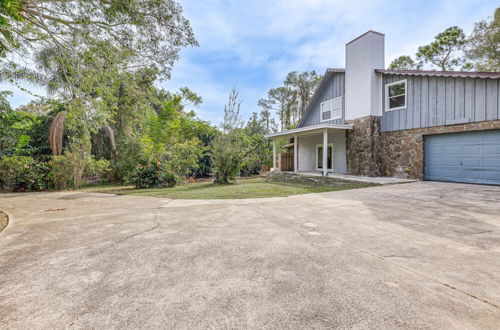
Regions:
[[424, 130, 500, 185]]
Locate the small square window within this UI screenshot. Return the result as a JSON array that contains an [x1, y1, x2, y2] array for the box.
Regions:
[[320, 97, 342, 122], [385, 80, 407, 111]]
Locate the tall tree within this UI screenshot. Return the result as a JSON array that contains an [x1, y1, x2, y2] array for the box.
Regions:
[[244, 111, 277, 136], [258, 70, 320, 131], [221, 88, 243, 133], [258, 86, 296, 131], [284, 71, 321, 121], [466, 8, 500, 72], [416, 26, 468, 70], [0, 91, 16, 156], [244, 112, 266, 136], [0, 0, 197, 79], [258, 106, 277, 134], [388, 55, 422, 70]]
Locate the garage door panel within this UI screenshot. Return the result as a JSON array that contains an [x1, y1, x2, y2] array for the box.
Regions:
[[484, 145, 500, 155], [484, 171, 500, 181], [462, 133, 482, 143], [443, 168, 461, 178], [425, 130, 500, 185], [462, 145, 482, 155], [427, 146, 443, 156], [462, 168, 483, 179], [484, 158, 500, 167], [483, 131, 500, 142], [462, 158, 481, 167], [444, 146, 461, 155], [434, 134, 461, 143], [443, 158, 461, 166], [426, 168, 443, 176]]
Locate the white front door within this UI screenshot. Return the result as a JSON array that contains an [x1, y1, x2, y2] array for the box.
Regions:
[[316, 143, 333, 171]]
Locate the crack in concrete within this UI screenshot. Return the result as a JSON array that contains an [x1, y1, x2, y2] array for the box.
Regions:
[[209, 201, 500, 311], [315, 230, 499, 310], [383, 255, 415, 259], [467, 230, 495, 236], [103, 212, 160, 251]]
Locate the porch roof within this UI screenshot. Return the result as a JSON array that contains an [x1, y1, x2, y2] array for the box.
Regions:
[[264, 123, 353, 139]]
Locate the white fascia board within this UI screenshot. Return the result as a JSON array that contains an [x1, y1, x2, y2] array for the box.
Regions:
[[264, 123, 353, 139]]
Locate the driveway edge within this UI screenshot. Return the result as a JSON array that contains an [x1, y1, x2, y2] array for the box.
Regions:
[[0, 210, 11, 238]]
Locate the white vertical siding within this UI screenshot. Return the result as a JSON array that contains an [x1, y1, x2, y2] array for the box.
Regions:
[[345, 31, 385, 120]]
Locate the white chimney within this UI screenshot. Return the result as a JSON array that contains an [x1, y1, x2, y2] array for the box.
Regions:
[[345, 31, 385, 120]]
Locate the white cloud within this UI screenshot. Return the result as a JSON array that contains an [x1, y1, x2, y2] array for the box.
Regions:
[[170, 0, 497, 124], [4, 0, 497, 124]]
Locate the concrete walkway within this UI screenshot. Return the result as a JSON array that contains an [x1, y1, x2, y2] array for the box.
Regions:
[[1, 182, 499, 329], [327, 172, 416, 184], [291, 171, 416, 184]]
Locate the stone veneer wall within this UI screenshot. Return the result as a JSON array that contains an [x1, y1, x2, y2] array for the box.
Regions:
[[378, 120, 500, 180], [345, 116, 381, 176], [346, 116, 500, 179]]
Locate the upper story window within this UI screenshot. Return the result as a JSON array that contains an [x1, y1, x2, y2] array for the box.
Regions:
[[385, 79, 407, 111], [320, 96, 342, 122]]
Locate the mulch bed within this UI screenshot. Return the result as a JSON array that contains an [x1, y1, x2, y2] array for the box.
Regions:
[[0, 211, 8, 233]]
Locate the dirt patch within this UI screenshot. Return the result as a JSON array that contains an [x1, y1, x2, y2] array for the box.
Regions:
[[58, 192, 117, 200], [0, 211, 8, 233], [191, 176, 259, 184], [263, 172, 378, 188]]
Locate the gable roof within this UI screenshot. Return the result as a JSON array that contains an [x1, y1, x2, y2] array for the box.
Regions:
[[375, 69, 500, 79], [297, 68, 345, 127], [346, 30, 385, 46]]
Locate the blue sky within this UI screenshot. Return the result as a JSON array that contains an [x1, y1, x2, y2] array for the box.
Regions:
[[4, 0, 498, 125]]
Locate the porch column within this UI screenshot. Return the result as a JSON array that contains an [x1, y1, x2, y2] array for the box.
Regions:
[[272, 139, 277, 172], [294, 135, 298, 173], [322, 129, 328, 176]]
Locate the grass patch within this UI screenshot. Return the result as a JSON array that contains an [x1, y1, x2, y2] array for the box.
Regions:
[[80, 177, 375, 199], [0, 211, 8, 233]]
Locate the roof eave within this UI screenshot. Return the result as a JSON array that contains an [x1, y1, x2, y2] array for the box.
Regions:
[[375, 69, 500, 79], [265, 123, 353, 139]]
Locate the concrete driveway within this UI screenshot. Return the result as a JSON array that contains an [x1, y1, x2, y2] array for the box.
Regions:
[[1, 182, 499, 329]]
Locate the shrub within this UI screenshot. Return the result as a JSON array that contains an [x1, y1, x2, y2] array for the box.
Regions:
[[240, 134, 272, 176], [51, 155, 74, 190], [0, 156, 53, 192], [0, 156, 34, 191], [14, 161, 53, 191], [211, 133, 244, 184], [84, 158, 111, 184], [51, 142, 92, 189], [114, 140, 144, 184], [132, 162, 178, 188], [165, 139, 203, 180]]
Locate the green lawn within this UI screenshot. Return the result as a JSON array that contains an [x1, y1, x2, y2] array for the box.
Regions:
[[80, 177, 375, 199]]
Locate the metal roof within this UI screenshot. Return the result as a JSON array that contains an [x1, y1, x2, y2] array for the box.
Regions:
[[326, 68, 345, 73], [375, 69, 500, 79]]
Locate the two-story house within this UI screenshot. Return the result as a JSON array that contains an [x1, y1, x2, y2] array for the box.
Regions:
[[265, 31, 500, 185]]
